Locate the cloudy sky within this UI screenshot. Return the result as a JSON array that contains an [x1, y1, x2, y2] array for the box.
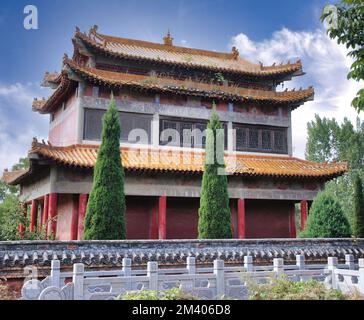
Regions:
[[0, 0, 362, 173]]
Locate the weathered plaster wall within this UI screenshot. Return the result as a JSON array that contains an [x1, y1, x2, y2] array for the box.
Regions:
[[49, 93, 80, 146], [56, 194, 76, 240]]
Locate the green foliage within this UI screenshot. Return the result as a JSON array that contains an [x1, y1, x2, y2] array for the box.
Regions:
[[117, 288, 199, 300], [352, 173, 364, 237], [83, 98, 126, 240], [299, 192, 351, 238], [0, 195, 52, 241], [321, 0, 364, 112], [305, 115, 364, 228], [247, 275, 349, 300], [198, 106, 232, 239], [0, 280, 16, 300]]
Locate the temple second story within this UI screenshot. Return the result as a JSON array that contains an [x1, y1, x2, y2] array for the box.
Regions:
[[33, 26, 314, 156]]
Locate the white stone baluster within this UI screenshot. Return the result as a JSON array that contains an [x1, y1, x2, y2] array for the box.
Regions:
[[273, 258, 284, 277], [328, 257, 338, 289], [214, 259, 225, 299], [296, 255, 305, 270], [73, 263, 85, 300], [147, 261, 158, 291], [122, 258, 132, 276], [187, 257, 196, 275], [358, 259, 364, 294], [244, 256, 253, 272], [345, 254, 355, 270], [50, 259, 60, 288]]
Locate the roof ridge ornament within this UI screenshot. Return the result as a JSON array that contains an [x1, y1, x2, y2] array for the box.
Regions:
[[89, 25, 98, 37], [231, 46, 239, 60], [163, 30, 173, 46]]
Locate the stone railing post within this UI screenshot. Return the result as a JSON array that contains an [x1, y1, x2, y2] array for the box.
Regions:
[[214, 259, 225, 298], [327, 257, 338, 289], [50, 259, 60, 288], [358, 259, 364, 294], [273, 258, 284, 276], [296, 255, 305, 270], [122, 258, 132, 276], [73, 263, 85, 300], [244, 256, 253, 272], [147, 261, 158, 291], [187, 257, 196, 275], [345, 254, 355, 270]]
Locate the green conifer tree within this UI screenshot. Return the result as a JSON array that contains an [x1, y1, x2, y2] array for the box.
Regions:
[[299, 192, 351, 238], [352, 173, 364, 238], [83, 97, 126, 240], [198, 107, 232, 239]]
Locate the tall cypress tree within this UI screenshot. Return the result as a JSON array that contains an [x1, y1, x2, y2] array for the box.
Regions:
[[83, 97, 126, 240], [352, 173, 364, 238], [198, 107, 232, 239]]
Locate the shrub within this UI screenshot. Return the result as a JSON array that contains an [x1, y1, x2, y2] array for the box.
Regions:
[[83, 97, 126, 240], [299, 192, 351, 238], [198, 107, 232, 239], [117, 288, 199, 300], [247, 275, 347, 300], [352, 173, 364, 237], [0, 280, 16, 300]]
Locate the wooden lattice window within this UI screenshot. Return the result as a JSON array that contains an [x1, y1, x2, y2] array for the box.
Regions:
[[83, 109, 152, 143], [160, 117, 227, 149], [234, 123, 287, 154]]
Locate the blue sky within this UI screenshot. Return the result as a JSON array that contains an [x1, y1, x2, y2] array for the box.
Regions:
[[0, 0, 362, 172]]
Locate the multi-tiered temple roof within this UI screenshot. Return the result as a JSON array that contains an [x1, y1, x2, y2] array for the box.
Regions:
[[3, 27, 347, 185]]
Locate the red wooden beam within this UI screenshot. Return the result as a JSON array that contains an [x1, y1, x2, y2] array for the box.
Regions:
[[30, 200, 39, 232], [48, 193, 58, 238], [77, 194, 88, 240], [290, 204, 297, 238], [300, 200, 308, 231], [70, 195, 80, 240], [158, 196, 167, 240], [237, 199, 246, 239]]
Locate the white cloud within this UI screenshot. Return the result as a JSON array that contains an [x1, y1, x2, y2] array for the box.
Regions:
[[0, 83, 49, 173], [230, 28, 363, 158]]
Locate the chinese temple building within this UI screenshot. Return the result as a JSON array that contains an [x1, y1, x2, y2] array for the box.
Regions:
[[2, 26, 347, 240]]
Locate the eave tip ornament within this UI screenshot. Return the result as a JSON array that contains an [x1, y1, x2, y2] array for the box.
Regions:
[[163, 30, 174, 46], [232, 46, 239, 60]]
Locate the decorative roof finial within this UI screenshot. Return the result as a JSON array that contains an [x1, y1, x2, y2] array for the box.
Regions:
[[163, 30, 174, 46], [89, 25, 98, 36], [231, 46, 239, 60]]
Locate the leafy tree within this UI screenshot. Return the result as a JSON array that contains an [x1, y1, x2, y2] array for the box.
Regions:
[[299, 192, 351, 238], [83, 97, 126, 240], [352, 173, 364, 237], [321, 0, 364, 112], [305, 115, 364, 226], [198, 107, 232, 239]]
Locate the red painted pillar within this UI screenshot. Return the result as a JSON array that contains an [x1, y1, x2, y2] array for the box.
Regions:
[[70, 195, 80, 240], [150, 199, 159, 239], [230, 201, 236, 238], [290, 204, 297, 238], [237, 199, 246, 239], [48, 193, 58, 237], [300, 200, 308, 231], [77, 194, 88, 240], [42, 194, 49, 225], [30, 200, 39, 232], [158, 196, 167, 240]]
